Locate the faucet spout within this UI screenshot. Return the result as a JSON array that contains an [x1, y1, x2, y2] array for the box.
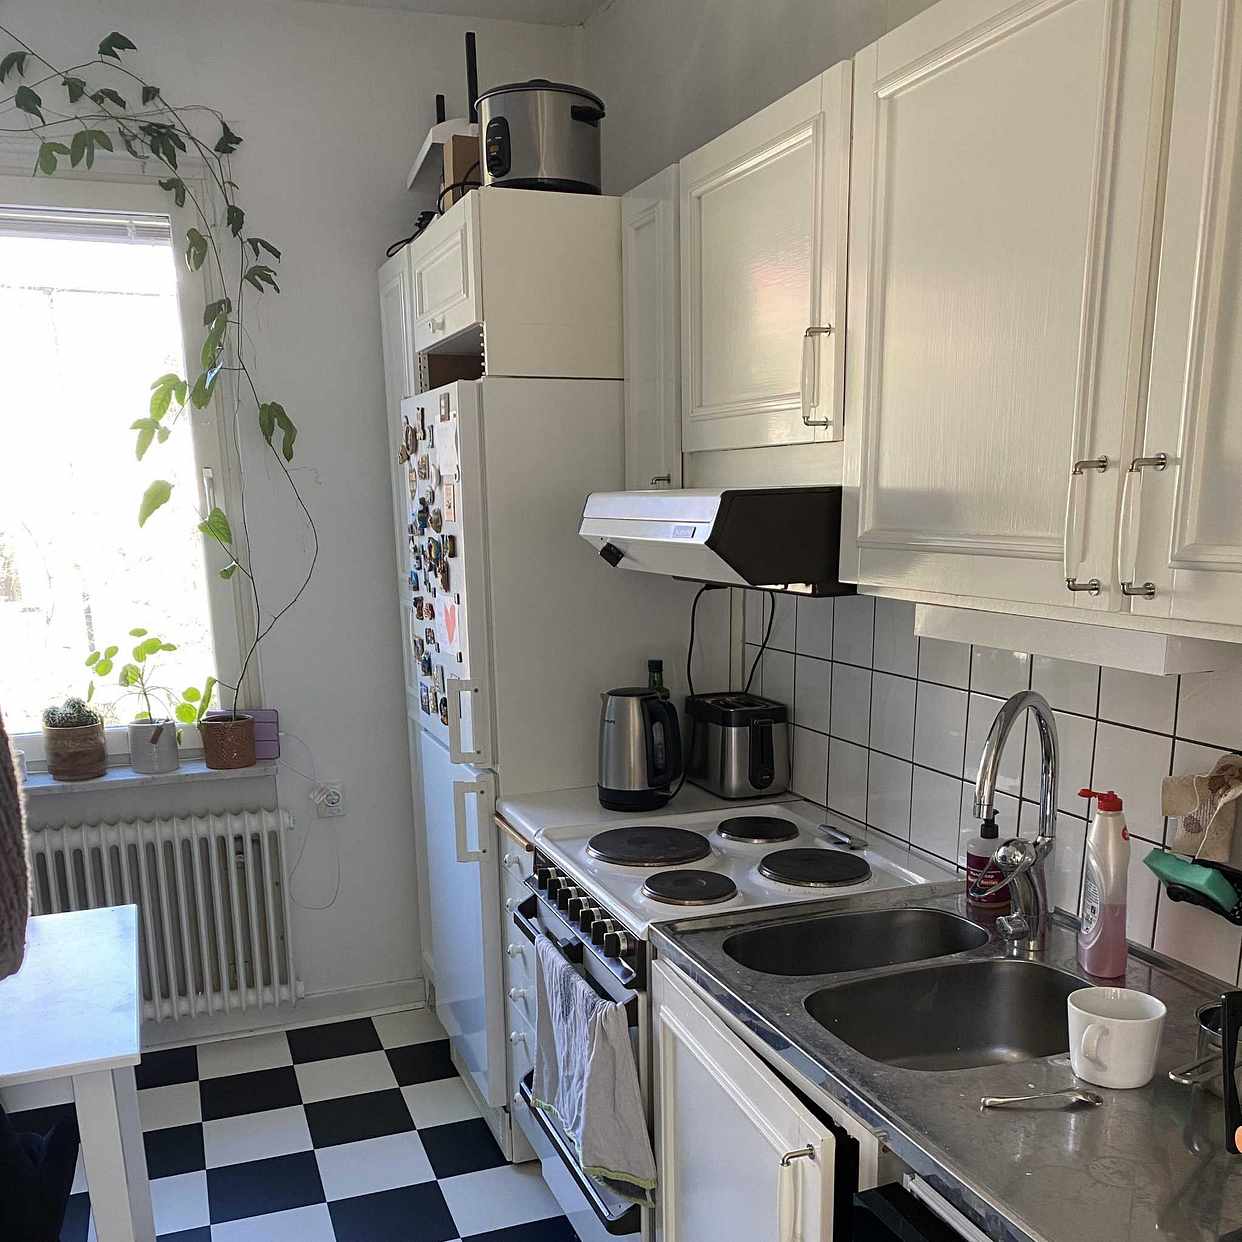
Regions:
[[972, 690, 1059, 949]]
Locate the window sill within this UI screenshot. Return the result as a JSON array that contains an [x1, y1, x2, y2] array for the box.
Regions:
[[23, 757, 278, 799]]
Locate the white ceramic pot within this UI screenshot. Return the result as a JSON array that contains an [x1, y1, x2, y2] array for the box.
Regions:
[[1068, 986, 1166, 1089], [128, 720, 179, 775]]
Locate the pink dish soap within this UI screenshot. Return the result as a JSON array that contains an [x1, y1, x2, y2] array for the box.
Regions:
[[1077, 787, 1130, 978]]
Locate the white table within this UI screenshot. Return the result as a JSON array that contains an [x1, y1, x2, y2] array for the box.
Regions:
[[0, 906, 155, 1242]]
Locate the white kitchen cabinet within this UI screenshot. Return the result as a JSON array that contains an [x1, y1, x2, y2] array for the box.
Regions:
[[680, 63, 851, 454], [405, 186, 623, 382], [622, 165, 682, 489], [379, 250, 417, 596], [653, 960, 877, 1242], [1123, 1, 1242, 629], [843, 0, 1175, 614]]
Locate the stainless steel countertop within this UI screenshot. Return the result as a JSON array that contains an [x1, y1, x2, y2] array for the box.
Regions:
[[651, 886, 1242, 1242]]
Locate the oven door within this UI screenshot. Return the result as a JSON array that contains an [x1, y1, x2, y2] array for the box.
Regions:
[[512, 892, 644, 1237]]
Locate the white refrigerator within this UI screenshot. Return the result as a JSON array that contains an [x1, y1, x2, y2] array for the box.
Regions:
[[395, 377, 708, 1144]]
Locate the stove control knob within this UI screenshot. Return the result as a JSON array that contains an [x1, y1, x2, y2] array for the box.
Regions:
[[566, 894, 590, 921], [592, 917, 617, 947], [557, 884, 582, 912], [603, 927, 632, 958], [534, 866, 555, 890], [579, 905, 603, 932]]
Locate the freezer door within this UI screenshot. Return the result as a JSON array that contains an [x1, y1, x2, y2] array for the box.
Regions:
[[402, 383, 494, 766], [419, 730, 506, 1108]]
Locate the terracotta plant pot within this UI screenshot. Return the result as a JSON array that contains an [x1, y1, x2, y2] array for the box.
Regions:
[[200, 712, 256, 770], [43, 722, 107, 781], [128, 719, 180, 775]]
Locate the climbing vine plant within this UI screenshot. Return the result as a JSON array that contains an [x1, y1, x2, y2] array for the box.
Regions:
[[0, 26, 318, 715]]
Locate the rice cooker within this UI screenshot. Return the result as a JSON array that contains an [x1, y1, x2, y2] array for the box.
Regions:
[[475, 78, 604, 194]]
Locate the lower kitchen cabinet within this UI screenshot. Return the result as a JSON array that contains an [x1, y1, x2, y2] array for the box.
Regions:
[[652, 960, 879, 1242]]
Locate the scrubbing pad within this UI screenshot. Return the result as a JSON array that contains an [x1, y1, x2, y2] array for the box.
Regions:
[[1144, 847, 1241, 918]]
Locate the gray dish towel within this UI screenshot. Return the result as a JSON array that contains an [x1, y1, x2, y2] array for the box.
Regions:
[[0, 711, 30, 982], [531, 933, 656, 1203]]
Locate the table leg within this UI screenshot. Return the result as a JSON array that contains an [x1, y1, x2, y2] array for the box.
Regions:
[[72, 1068, 155, 1242]]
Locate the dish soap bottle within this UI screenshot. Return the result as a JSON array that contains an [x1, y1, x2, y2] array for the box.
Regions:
[[965, 815, 1010, 911], [1078, 787, 1130, 978]]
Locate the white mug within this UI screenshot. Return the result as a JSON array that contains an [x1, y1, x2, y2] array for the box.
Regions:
[[1068, 986, 1166, 1089]]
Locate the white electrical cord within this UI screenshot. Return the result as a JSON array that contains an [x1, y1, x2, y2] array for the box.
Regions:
[[278, 729, 342, 911]]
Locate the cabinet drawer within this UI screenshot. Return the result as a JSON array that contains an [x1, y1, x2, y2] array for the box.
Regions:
[[410, 197, 480, 354], [506, 972, 537, 1027], [503, 921, 536, 996], [507, 1010, 536, 1100]]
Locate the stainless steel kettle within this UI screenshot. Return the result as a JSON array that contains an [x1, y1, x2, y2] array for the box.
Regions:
[[597, 687, 683, 811]]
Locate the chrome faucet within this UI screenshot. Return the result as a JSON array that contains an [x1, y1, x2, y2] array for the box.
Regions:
[[969, 690, 1059, 952]]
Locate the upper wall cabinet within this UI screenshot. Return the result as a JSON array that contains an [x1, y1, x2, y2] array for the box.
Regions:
[[680, 64, 851, 454], [842, 0, 1174, 614], [623, 165, 682, 489], [1125, 1, 1242, 629]]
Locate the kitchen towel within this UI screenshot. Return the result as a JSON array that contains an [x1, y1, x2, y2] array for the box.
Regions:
[[1163, 755, 1242, 865], [0, 711, 29, 982], [531, 933, 656, 1203]]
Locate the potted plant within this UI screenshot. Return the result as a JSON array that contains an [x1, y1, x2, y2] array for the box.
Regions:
[[90, 629, 219, 774], [41, 698, 107, 781], [199, 709, 256, 770]]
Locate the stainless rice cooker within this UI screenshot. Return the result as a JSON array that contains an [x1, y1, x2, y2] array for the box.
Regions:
[[476, 78, 604, 194]]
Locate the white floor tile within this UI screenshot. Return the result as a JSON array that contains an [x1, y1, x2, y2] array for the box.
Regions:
[[138, 1081, 200, 1132], [316, 1130, 434, 1200], [439, 1161, 562, 1236], [402, 1077, 482, 1128], [150, 1169, 209, 1235], [294, 1050, 398, 1103], [197, 1030, 292, 1080], [373, 1007, 444, 1049], [203, 1104, 312, 1168], [211, 1202, 336, 1242]]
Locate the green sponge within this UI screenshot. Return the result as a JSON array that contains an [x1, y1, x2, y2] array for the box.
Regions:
[[1144, 847, 1240, 917]]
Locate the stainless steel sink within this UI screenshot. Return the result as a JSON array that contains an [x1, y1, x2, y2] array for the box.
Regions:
[[805, 959, 1084, 1070], [722, 907, 989, 976]]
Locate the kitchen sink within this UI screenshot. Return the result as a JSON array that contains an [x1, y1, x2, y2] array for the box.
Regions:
[[805, 959, 1084, 1070], [722, 907, 989, 976]]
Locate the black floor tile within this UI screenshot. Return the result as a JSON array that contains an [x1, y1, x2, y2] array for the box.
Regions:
[[304, 1087, 415, 1149], [330, 1182, 458, 1242], [287, 1016, 382, 1064], [135, 1044, 199, 1089], [60, 1192, 90, 1242], [144, 1122, 206, 1180], [387, 1038, 456, 1086], [466, 1219, 581, 1242], [200, 1065, 301, 1122], [207, 1149, 325, 1224], [419, 1117, 507, 1179], [159, 1230, 212, 1242]]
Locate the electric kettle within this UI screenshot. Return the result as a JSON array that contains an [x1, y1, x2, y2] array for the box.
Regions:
[[597, 687, 683, 811]]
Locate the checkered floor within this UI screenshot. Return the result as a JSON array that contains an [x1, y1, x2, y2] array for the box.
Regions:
[[11, 1009, 580, 1242]]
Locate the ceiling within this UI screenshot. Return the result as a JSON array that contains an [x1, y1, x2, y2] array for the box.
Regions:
[[314, 0, 608, 25]]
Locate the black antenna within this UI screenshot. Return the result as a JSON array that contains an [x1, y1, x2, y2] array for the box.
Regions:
[[435, 93, 446, 125], [465, 32, 479, 123]]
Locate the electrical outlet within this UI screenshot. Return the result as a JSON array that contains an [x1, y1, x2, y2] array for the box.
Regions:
[[315, 781, 345, 818]]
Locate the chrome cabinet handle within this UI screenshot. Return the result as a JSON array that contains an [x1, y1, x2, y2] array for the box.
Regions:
[[1121, 581, 1157, 598], [427, 314, 446, 333], [1063, 456, 1109, 595], [508, 987, 528, 1001], [1117, 452, 1168, 602], [650, 474, 671, 486], [800, 326, 834, 428], [778, 1145, 814, 1242]]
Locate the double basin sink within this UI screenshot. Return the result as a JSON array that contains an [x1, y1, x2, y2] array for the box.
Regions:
[[724, 907, 1083, 1071]]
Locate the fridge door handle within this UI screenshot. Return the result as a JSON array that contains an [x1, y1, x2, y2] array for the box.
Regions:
[[452, 778, 493, 864], [447, 677, 489, 765]]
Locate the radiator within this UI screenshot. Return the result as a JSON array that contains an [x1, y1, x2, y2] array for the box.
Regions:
[[28, 810, 299, 1024]]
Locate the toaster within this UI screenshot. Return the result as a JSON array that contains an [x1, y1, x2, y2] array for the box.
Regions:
[[685, 691, 789, 799]]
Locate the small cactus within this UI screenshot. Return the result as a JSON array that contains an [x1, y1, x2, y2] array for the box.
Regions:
[[43, 697, 102, 729]]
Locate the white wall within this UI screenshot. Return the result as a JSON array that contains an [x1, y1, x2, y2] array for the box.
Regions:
[[1, 0, 577, 999], [580, 0, 938, 195]]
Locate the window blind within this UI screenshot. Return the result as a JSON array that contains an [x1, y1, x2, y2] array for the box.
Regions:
[[0, 205, 172, 245]]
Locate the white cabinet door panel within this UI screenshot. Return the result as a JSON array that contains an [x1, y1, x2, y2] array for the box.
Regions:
[[681, 64, 850, 453], [1129, 1, 1242, 626], [844, 0, 1173, 611], [410, 194, 481, 354]]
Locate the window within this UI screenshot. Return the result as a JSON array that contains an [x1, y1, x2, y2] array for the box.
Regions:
[[0, 190, 243, 738]]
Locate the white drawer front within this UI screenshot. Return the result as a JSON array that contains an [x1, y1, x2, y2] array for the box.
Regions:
[[411, 209, 479, 353]]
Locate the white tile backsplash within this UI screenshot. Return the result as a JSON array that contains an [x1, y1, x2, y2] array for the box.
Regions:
[[832, 595, 875, 667], [769, 592, 797, 653], [751, 590, 1242, 985], [830, 663, 871, 746]]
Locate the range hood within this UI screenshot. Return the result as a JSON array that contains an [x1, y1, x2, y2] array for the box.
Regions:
[[578, 487, 854, 595]]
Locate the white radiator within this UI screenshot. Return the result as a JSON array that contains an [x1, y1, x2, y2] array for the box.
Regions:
[[29, 810, 299, 1024]]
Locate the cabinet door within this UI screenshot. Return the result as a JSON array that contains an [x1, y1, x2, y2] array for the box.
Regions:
[[680, 64, 851, 453], [623, 165, 682, 489], [410, 193, 482, 355], [1125, 2, 1242, 626], [843, 0, 1173, 611], [653, 961, 835, 1242]]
